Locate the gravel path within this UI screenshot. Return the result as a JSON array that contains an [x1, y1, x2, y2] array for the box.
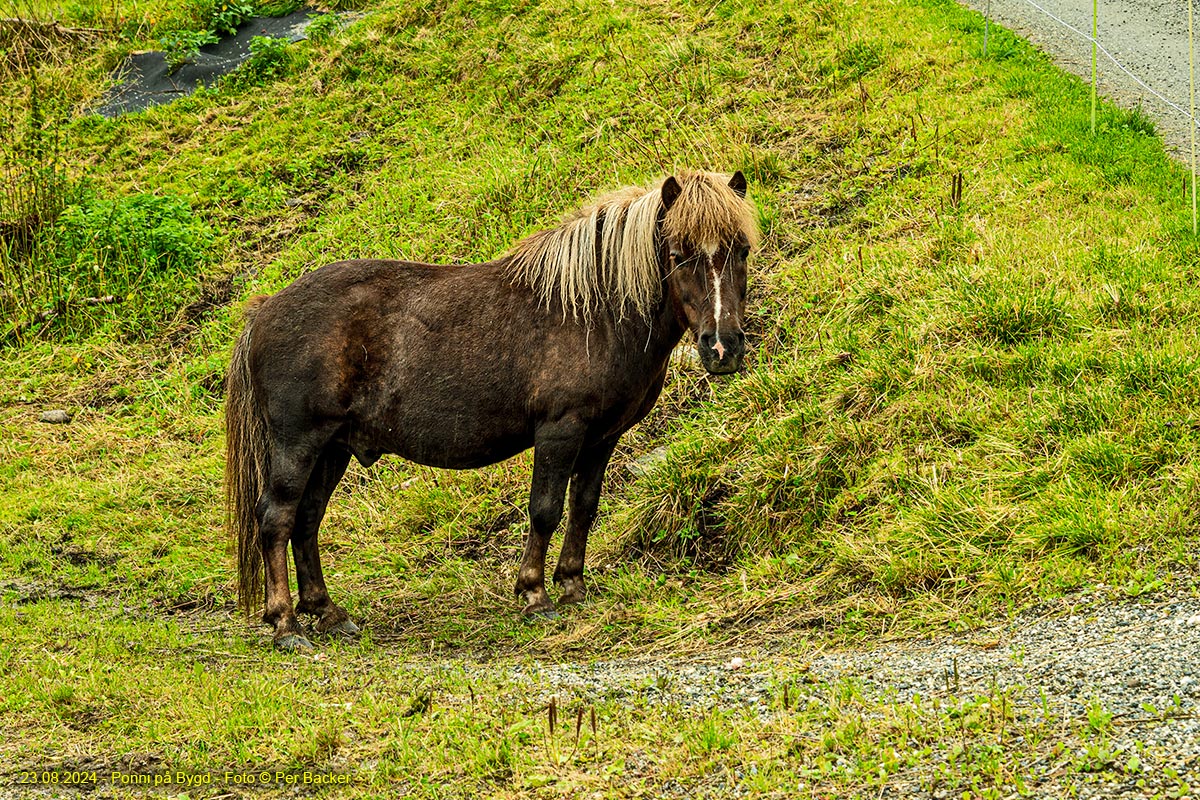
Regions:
[[954, 0, 1198, 159], [510, 586, 1200, 797]]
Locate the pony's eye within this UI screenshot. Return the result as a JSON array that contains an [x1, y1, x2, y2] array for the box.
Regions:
[[738, 245, 751, 261]]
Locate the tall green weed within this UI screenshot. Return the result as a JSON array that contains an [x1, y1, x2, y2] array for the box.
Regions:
[[3, 192, 213, 340]]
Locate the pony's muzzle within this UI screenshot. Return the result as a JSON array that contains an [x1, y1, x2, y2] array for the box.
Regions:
[[698, 331, 745, 374]]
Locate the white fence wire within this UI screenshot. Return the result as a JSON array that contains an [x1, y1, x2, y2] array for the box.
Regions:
[[980, 0, 1198, 229], [1004, 0, 1195, 125]]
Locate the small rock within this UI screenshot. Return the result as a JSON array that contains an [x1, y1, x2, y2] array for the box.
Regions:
[[728, 657, 745, 670], [38, 409, 71, 424], [829, 351, 854, 368], [1187, 614, 1200, 627]]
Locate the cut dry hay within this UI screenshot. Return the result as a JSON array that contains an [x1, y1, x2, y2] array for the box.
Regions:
[[0, 17, 105, 77]]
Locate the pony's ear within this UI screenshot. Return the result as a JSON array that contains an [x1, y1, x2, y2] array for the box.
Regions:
[[728, 170, 747, 198], [661, 176, 682, 211]]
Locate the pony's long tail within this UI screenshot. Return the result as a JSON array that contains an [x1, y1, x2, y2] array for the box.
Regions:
[[225, 295, 270, 619]]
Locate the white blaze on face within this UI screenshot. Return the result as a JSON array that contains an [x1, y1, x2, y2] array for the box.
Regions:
[[702, 242, 726, 360]]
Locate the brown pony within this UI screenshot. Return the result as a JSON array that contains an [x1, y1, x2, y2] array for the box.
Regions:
[[225, 170, 759, 650]]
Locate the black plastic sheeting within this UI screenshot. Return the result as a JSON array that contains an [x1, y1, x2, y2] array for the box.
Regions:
[[95, 10, 319, 117]]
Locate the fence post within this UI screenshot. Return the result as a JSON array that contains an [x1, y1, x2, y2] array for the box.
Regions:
[[984, 0, 991, 57], [1091, 0, 1098, 134], [1191, 0, 1197, 234]]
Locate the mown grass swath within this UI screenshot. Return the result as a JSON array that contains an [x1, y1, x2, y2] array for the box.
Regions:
[[1, 0, 1198, 794]]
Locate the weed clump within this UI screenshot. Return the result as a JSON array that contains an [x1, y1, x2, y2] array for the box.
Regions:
[[3, 192, 213, 340], [160, 29, 219, 73], [242, 35, 292, 83]]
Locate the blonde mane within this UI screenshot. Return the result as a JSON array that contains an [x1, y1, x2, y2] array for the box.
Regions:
[[507, 171, 758, 323]]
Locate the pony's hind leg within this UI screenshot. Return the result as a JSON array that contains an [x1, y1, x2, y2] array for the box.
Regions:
[[258, 443, 323, 651], [292, 446, 357, 638], [553, 438, 617, 605]]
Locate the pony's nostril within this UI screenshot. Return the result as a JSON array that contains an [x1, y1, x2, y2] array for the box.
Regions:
[[699, 333, 737, 361]]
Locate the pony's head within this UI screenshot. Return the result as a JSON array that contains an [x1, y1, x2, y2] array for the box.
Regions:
[[508, 170, 758, 374], [659, 170, 758, 374]]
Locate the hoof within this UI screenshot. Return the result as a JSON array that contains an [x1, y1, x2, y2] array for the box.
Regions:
[[525, 607, 559, 621], [557, 577, 587, 605], [523, 597, 559, 623], [275, 634, 315, 652], [318, 618, 360, 638], [518, 586, 556, 619]]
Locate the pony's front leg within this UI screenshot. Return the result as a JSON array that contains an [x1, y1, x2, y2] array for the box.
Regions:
[[554, 438, 618, 605], [517, 420, 584, 617]]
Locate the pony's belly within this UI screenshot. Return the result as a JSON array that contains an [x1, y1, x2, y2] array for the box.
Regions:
[[349, 415, 533, 471]]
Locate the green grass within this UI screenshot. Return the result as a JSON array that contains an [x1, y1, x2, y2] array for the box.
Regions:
[[2, 0, 1200, 794]]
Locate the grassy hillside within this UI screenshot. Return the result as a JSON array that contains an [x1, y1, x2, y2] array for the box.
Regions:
[[2, 0, 1199, 795]]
